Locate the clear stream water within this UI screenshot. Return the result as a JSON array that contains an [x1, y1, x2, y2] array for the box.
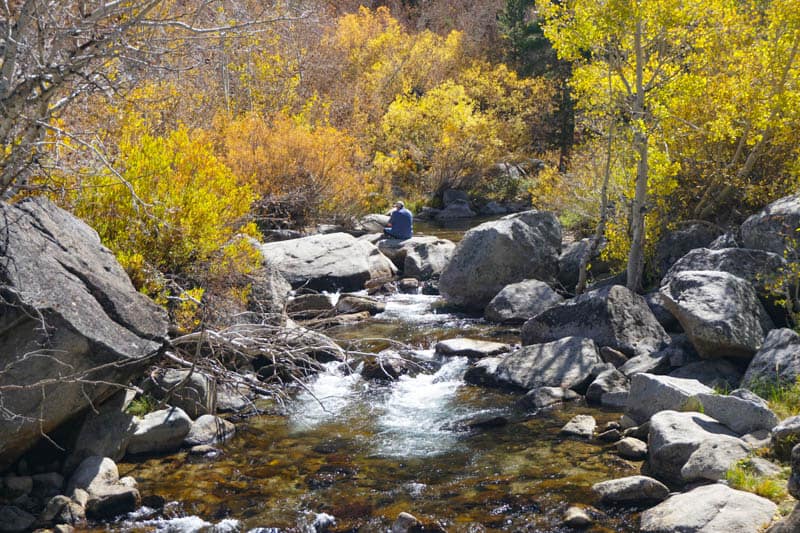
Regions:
[[116, 221, 641, 532]]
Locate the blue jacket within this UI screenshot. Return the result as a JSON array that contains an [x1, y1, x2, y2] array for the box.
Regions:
[[387, 208, 413, 239]]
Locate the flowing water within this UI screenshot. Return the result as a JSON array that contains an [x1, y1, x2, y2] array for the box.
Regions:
[[116, 221, 642, 532]]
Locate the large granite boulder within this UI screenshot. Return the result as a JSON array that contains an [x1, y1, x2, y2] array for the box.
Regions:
[[484, 279, 564, 324], [0, 197, 168, 471], [661, 247, 787, 324], [522, 285, 670, 357], [494, 336, 601, 391], [647, 410, 744, 484], [626, 373, 713, 423], [377, 236, 455, 280], [556, 238, 610, 292], [743, 328, 800, 389], [741, 193, 800, 255], [653, 223, 722, 279], [439, 211, 561, 309], [660, 270, 773, 359], [260, 232, 397, 292], [640, 484, 777, 533]]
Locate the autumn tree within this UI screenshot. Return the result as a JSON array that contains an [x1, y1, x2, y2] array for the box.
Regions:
[[540, 0, 731, 291]]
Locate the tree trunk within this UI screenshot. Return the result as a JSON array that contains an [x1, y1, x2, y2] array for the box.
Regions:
[[626, 13, 648, 294]]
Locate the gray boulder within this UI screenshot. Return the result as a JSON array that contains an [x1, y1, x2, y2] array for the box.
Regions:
[[85, 484, 140, 520], [680, 438, 750, 482], [626, 373, 713, 423], [66, 456, 119, 496], [592, 475, 669, 504], [64, 389, 135, 472], [768, 503, 800, 533], [661, 246, 787, 324], [556, 238, 610, 292], [334, 295, 386, 315], [690, 389, 778, 435], [183, 415, 236, 447], [245, 258, 291, 324], [484, 279, 564, 324], [741, 193, 800, 255], [743, 328, 800, 389], [0, 197, 168, 471], [146, 369, 215, 419], [640, 484, 776, 533], [260, 232, 396, 292], [647, 410, 742, 484], [434, 338, 511, 359], [442, 189, 469, 206], [439, 210, 561, 309], [522, 285, 670, 357], [660, 270, 773, 359], [772, 415, 800, 458], [620, 353, 672, 377], [357, 214, 390, 233], [435, 199, 476, 220], [669, 360, 742, 390], [617, 437, 648, 460], [586, 367, 629, 405], [378, 236, 455, 280], [126, 407, 192, 455], [478, 201, 508, 216], [789, 443, 800, 500], [654, 223, 721, 278], [494, 337, 601, 391]]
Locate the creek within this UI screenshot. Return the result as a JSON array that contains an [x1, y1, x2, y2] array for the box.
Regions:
[[117, 220, 641, 532]]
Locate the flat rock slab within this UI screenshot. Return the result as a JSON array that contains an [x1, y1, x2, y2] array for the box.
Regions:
[[640, 483, 777, 533], [518, 387, 580, 409], [522, 285, 670, 358], [592, 475, 668, 504], [260, 232, 396, 292], [434, 338, 511, 359], [626, 373, 713, 424], [494, 336, 601, 391], [0, 197, 168, 470]]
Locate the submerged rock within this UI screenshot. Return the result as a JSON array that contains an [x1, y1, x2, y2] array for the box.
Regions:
[[560, 415, 596, 438]]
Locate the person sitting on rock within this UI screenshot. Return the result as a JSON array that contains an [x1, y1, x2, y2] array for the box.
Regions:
[[383, 201, 413, 239]]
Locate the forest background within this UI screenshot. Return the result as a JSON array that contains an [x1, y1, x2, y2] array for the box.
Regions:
[[2, 0, 799, 330]]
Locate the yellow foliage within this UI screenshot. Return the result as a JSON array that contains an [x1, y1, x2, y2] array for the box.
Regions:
[[219, 112, 380, 222], [49, 113, 260, 310]]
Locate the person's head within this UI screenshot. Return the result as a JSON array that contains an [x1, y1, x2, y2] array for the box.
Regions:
[[394, 201, 404, 210]]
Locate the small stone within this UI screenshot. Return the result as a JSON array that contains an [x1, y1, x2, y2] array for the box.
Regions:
[[71, 489, 89, 508], [183, 415, 236, 447], [617, 437, 648, 460], [54, 525, 75, 533], [598, 429, 622, 442], [599, 346, 628, 368], [85, 485, 140, 520], [517, 387, 580, 409], [592, 475, 669, 504], [392, 511, 421, 533], [563, 506, 592, 528], [398, 278, 419, 293], [189, 445, 221, 456], [560, 415, 596, 439], [66, 457, 119, 497]]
